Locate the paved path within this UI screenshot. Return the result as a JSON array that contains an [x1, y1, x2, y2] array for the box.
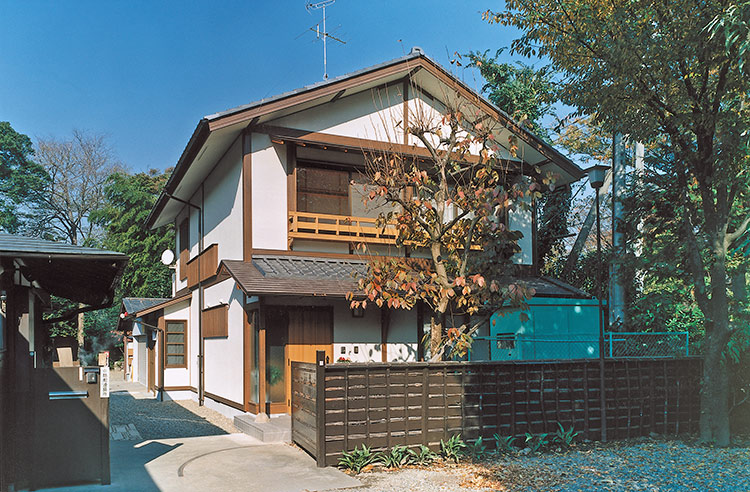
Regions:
[[36, 371, 360, 492]]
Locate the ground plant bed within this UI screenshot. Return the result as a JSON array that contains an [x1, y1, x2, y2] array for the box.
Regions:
[[327, 435, 750, 492]]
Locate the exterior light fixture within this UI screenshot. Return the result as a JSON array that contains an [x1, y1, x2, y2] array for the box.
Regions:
[[351, 305, 365, 318], [586, 164, 608, 190]]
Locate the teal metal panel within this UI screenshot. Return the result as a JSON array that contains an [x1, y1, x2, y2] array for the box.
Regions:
[[487, 297, 600, 361]]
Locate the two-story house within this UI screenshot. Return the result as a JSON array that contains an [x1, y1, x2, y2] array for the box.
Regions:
[[130, 49, 587, 419]]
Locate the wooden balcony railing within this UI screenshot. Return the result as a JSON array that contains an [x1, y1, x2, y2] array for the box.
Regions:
[[186, 243, 219, 288], [288, 211, 398, 245]]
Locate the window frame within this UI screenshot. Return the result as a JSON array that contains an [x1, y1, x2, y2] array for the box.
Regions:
[[164, 319, 188, 369]]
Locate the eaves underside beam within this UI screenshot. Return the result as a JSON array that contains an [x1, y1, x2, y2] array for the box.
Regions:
[[252, 124, 524, 167]]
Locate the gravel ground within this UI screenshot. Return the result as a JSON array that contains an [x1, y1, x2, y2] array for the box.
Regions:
[[327, 438, 750, 492], [109, 370, 238, 440]]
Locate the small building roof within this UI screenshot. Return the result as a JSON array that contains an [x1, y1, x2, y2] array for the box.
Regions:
[[122, 297, 171, 315], [0, 233, 128, 306], [0, 234, 126, 259]]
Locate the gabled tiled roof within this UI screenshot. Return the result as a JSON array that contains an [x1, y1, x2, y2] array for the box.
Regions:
[[220, 255, 364, 298], [253, 255, 368, 280], [219, 254, 592, 300]]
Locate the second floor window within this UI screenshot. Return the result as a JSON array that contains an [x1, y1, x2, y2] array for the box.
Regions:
[[297, 166, 349, 216]]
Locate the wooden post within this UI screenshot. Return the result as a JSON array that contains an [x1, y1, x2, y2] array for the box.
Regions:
[[258, 311, 267, 416], [100, 393, 111, 485], [315, 350, 326, 467]]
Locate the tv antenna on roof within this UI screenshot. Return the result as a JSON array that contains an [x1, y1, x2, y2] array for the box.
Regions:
[[305, 0, 345, 80]]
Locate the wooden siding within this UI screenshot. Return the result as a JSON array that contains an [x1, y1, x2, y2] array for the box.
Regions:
[[292, 358, 702, 467], [186, 244, 218, 288], [202, 304, 228, 338]]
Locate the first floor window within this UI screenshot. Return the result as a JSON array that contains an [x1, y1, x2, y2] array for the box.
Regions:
[[165, 320, 186, 368]]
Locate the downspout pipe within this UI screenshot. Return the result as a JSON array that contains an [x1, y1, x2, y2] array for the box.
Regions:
[[165, 192, 205, 406]]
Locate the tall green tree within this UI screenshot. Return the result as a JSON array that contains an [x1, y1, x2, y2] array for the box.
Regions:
[[0, 122, 49, 234], [488, 0, 750, 445], [92, 169, 174, 298]]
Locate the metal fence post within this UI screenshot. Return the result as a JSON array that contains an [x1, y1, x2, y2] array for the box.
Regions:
[[315, 350, 326, 468]]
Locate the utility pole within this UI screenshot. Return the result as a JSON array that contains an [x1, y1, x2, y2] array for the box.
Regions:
[[609, 133, 626, 330]]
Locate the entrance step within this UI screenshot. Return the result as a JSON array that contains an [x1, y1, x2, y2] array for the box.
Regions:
[[234, 414, 291, 443]]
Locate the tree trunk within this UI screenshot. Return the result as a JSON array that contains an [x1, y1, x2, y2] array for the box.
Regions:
[[699, 259, 732, 446], [430, 314, 442, 361], [700, 330, 731, 446]]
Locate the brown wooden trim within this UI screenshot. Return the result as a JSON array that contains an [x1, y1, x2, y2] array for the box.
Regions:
[[162, 386, 195, 392], [246, 401, 259, 415], [287, 144, 297, 213], [204, 391, 245, 412], [243, 131, 253, 261], [267, 402, 287, 415], [157, 315, 165, 387], [164, 319, 188, 369], [243, 303, 254, 413]]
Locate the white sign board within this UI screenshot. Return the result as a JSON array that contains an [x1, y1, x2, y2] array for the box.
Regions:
[[100, 366, 110, 398]]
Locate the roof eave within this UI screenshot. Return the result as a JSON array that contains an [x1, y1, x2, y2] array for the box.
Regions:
[[146, 118, 211, 229]]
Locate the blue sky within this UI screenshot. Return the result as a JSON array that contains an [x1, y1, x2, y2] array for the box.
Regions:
[[1, 1, 523, 173]]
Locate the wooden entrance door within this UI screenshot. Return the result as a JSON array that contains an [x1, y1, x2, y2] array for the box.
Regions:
[[285, 307, 333, 412]]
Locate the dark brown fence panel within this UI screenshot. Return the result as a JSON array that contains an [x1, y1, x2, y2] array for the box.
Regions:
[[293, 358, 702, 467], [291, 362, 317, 458]]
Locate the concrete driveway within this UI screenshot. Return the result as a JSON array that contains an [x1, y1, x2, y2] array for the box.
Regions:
[[36, 433, 361, 492]]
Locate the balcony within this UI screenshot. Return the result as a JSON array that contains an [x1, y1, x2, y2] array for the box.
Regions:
[[288, 211, 398, 246]]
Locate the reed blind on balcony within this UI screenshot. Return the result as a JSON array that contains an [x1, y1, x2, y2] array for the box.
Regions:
[[297, 166, 349, 216]]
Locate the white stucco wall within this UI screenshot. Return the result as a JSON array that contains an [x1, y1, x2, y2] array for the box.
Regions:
[[163, 300, 191, 390], [386, 307, 418, 362], [273, 87, 406, 143], [333, 301, 382, 362], [203, 137, 243, 262], [508, 195, 533, 265], [251, 133, 288, 251], [189, 290, 200, 390], [174, 208, 189, 293], [203, 279, 245, 405]]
